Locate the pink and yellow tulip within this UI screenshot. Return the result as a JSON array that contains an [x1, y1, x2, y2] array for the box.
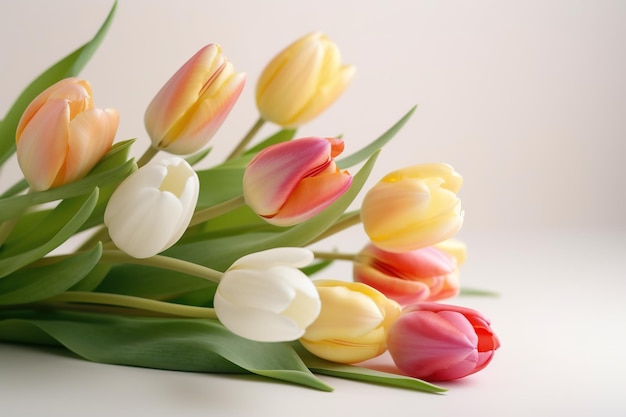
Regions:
[[353, 243, 461, 306], [15, 78, 118, 191], [243, 137, 352, 226], [144, 44, 245, 155], [387, 302, 500, 381], [256, 32, 354, 127], [361, 163, 464, 252], [300, 280, 402, 364]]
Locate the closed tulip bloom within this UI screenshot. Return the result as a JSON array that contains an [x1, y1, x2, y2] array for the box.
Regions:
[[387, 302, 500, 381], [15, 77, 118, 191], [243, 137, 352, 226], [145, 44, 245, 155], [361, 163, 464, 252], [104, 157, 199, 259], [300, 280, 402, 364], [256, 32, 355, 127], [353, 243, 460, 306], [214, 248, 321, 342]]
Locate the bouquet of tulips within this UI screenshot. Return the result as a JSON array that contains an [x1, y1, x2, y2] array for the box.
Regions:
[[0, 2, 499, 392]]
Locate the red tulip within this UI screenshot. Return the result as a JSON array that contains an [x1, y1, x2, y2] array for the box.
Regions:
[[387, 302, 500, 381]]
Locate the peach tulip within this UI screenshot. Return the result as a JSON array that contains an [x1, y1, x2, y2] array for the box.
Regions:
[[353, 243, 460, 306], [15, 78, 118, 191], [243, 137, 352, 226], [361, 163, 463, 252], [300, 280, 402, 364], [387, 302, 500, 381], [145, 44, 245, 155], [256, 32, 354, 127]]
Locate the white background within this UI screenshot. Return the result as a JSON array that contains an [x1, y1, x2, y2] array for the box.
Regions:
[[1, 1, 625, 416]]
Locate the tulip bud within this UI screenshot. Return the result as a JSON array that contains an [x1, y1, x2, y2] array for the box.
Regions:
[[361, 163, 464, 252], [353, 243, 460, 306], [243, 137, 352, 226], [214, 248, 321, 342], [104, 157, 199, 259], [300, 280, 402, 364], [387, 302, 500, 381], [15, 77, 118, 191], [256, 32, 355, 127], [144, 44, 246, 155]]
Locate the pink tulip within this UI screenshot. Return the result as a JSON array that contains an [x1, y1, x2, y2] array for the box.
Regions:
[[144, 44, 245, 155], [15, 78, 118, 191], [243, 137, 352, 226], [387, 302, 500, 381], [353, 243, 460, 306]]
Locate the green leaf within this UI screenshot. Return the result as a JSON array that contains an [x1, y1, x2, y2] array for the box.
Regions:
[[0, 244, 102, 305], [459, 287, 500, 297], [0, 310, 332, 391], [293, 343, 446, 394], [0, 159, 134, 223], [185, 147, 212, 166], [243, 128, 297, 155], [0, 1, 118, 165], [337, 105, 417, 169], [0, 189, 98, 279]]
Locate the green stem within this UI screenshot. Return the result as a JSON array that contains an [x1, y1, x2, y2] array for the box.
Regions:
[[226, 117, 266, 160], [45, 291, 217, 319], [313, 251, 357, 262], [99, 249, 223, 283], [135, 146, 159, 168], [0, 217, 18, 249], [310, 210, 362, 244], [189, 195, 247, 226]]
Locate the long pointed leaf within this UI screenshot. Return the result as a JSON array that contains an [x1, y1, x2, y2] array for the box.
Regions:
[[337, 105, 416, 169], [0, 310, 332, 391], [0, 189, 98, 278], [0, 244, 102, 305]]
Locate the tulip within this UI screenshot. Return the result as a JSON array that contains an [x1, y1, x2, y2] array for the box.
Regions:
[[300, 280, 402, 364], [15, 77, 118, 191], [353, 243, 460, 306], [144, 44, 245, 155], [387, 302, 500, 381], [243, 137, 352, 226], [104, 157, 199, 259], [256, 32, 355, 127], [213, 248, 321, 342], [361, 163, 464, 252]]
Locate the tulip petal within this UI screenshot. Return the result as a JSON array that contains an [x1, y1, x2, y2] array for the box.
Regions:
[[62, 108, 118, 185], [230, 247, 314, 270], [16, 100, 69, 191]]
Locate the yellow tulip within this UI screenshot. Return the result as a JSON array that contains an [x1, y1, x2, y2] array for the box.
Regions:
[[256, 32, 354, 127], [361, 163, 463, 252], [300, 280, 401, 364]]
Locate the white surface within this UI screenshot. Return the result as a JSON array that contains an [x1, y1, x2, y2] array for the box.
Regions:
[[2, 231, 625, 416], [1, 1, 625, 416]]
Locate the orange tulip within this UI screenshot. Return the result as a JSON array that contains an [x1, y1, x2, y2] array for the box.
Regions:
[[144, 44, 245, 155], [361, 163, 463, 252], [15, 78, 118, 191], [243, 137, 352, 226]]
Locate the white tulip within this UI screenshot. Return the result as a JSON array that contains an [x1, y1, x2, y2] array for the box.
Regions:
[[104, 157, 199, 258], [214, 247, 321, 342]]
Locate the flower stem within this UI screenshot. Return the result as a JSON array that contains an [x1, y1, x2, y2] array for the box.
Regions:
[[310, 210, 362, 244], [313, 251, 357, 262], [99, 249, 224, 283], [226, 117, 266, 160], [136, 146, 159, 168], [45, 291, 217, 319], [189, 195, 247, 226]]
